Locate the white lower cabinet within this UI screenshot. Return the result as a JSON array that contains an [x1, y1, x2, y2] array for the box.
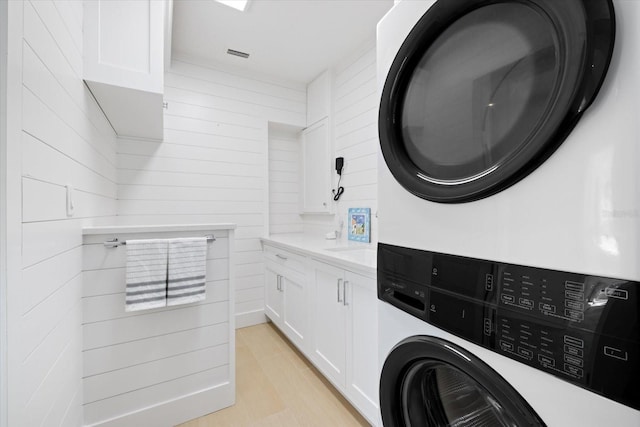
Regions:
[[262, 244, 380, 426], [264, 263, 284, 325], [264, 246, 308, 352], [344, 270, 380, 425], [311, 262, 347, 385], [311, 261, 380, 426]]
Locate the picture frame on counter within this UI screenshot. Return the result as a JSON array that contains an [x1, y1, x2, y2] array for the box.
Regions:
[[348, 208, 371, 242]]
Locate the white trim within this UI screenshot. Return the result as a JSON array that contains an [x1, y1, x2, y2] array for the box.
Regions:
[[235, 310, 268, 329], [0, 1, 8, 425], [4, 1, 22, 425]]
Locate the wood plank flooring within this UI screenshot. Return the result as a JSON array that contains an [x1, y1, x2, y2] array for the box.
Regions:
[[179, 322, 370, 427]]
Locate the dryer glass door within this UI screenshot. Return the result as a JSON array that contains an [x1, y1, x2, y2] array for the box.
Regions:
[[378, 0, 614, 203]]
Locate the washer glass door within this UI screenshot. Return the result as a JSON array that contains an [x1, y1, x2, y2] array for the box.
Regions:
[[378, 0, 615, 203], [380, 336, 546, 426]]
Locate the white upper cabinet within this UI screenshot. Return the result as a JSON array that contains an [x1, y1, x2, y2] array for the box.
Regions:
[[301, 118, 332, 214], [83, 0, 168, 140], [306, 70, 331, 127]]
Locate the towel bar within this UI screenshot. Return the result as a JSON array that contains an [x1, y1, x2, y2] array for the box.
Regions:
[[103, 234, 216, 248]]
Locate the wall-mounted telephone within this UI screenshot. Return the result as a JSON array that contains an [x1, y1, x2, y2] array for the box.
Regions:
[[333, 157, 345, 200]]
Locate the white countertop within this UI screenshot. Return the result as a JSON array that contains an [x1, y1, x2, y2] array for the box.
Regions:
[[261, 233, 377, 276], [82, 223, 237, 235]]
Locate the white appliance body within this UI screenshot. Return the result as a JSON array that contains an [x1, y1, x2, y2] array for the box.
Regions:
[[377, 0, 640, 281], [377, 0, 640, 425]]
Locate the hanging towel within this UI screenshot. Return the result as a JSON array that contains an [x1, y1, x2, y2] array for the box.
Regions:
[[125, 239, 169, 312], [167, 237, 208, 306]]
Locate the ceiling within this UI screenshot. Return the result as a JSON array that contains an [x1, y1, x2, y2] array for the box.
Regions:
[[171, 0, 394, 84]]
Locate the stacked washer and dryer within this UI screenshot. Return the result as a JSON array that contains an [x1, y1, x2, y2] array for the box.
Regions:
[[376, 0, 640, 425]]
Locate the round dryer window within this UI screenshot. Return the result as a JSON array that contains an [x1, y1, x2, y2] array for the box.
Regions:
[[380, 336, 546, 426], [378, 0, 615, 203]]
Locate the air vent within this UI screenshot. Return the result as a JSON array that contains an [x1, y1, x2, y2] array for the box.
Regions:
[[227, 49, 250, 59]]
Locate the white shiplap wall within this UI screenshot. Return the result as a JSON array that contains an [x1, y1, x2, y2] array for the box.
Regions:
[[10, 1, 118, 426], [117, 58, 306, 327], [82, 228, 234, 426], [268, 124, 303, 234], [304, 40, 379, 241]]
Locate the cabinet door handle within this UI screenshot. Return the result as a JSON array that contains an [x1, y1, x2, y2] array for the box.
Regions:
[[276, 275, 281, 291], [343, 280, 349, 306], [337, 278, 343, 303], [276, 254, 288, 260]]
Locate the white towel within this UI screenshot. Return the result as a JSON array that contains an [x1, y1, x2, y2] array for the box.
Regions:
[[167, 237, 207, 306], [125, 239, 169, 312]]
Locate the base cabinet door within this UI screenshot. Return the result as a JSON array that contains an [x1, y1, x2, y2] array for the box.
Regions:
[[264, 263, 283, 327], [282, 271, 307, 351], [345, 271, 380, 425], [311, 262, 347, 387]]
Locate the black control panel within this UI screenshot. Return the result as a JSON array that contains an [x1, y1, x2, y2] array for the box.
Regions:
[[378, 243, 640, 410]]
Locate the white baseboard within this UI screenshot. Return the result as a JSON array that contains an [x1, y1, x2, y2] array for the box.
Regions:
[[87, 382, 235, 427], [235, 309, 267, 329]]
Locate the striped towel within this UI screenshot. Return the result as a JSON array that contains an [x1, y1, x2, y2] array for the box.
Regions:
[[125, 239, 169, 312], [167, 237, 207, 306]]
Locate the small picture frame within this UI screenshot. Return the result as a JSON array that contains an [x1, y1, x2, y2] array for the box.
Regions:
[[348, 208, 371, 243]]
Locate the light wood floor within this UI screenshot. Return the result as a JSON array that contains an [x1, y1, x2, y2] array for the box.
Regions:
[[179, 322, 370, 427]]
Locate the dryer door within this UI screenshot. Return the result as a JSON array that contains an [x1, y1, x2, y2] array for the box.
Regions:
[[380, 336, 545, 426], [378, 0, 615, 203]]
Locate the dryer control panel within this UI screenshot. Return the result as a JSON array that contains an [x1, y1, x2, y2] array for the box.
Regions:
[[378, 243, 640, 411]]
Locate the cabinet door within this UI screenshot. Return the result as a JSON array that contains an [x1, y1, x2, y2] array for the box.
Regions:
[[312, 262, 346, 387], [307, 71, 330, 126], [264, 263, 283, 327], [301, 119, 331, 214], [345, 271, 380, 425], [282, 271, 307, 351]]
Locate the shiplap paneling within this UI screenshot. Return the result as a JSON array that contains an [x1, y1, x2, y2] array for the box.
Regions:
[[269, 125, 303, 234], [82, 228, 234, 426], [117, 58, 306, 326], [10, 1, 119, 426], [303, 41, 379, 240]]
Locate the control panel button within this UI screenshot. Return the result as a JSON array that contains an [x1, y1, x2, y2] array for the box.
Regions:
[[565, 300, 584, 311], [519, 298, 534, 309], [565, 309, 584, 321], [485, 274, 494, 291], [564, 354, 584, 367], [564, 364, 584, 378], [604, 346, 629, 361], [565, 290, 584, 301], [564, 281, 585, 292], [538, 354, 555, 367], [605, 288, 629, 300], [500, 340, 514, 352], [501, 294, 515, 304], [539, 302, 556, 314], [563, 336, 584, 349], [483, 318, 492, 336], [564, 345, 584, 358], [517, 347, 533, 360]]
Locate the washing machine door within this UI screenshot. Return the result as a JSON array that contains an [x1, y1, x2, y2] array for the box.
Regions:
[[380, 336, 545, 426], [379, 0, 615, 203]]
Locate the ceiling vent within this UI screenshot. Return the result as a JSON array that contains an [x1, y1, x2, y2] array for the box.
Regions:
[[227, 49, 250, 59]]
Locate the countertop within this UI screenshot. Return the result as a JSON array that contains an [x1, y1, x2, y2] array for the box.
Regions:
[[261, 233, 376, 277], [82, 223, 237, 235]]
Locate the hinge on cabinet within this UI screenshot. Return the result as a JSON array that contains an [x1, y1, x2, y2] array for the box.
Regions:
[[162, 101, 168, 109]]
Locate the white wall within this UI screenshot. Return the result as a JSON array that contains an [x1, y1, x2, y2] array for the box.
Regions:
[[6, 1, 118, 426], [116, 57, 306, 327], [268, 123, 303, 234], [303, 40, 379, 241]]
